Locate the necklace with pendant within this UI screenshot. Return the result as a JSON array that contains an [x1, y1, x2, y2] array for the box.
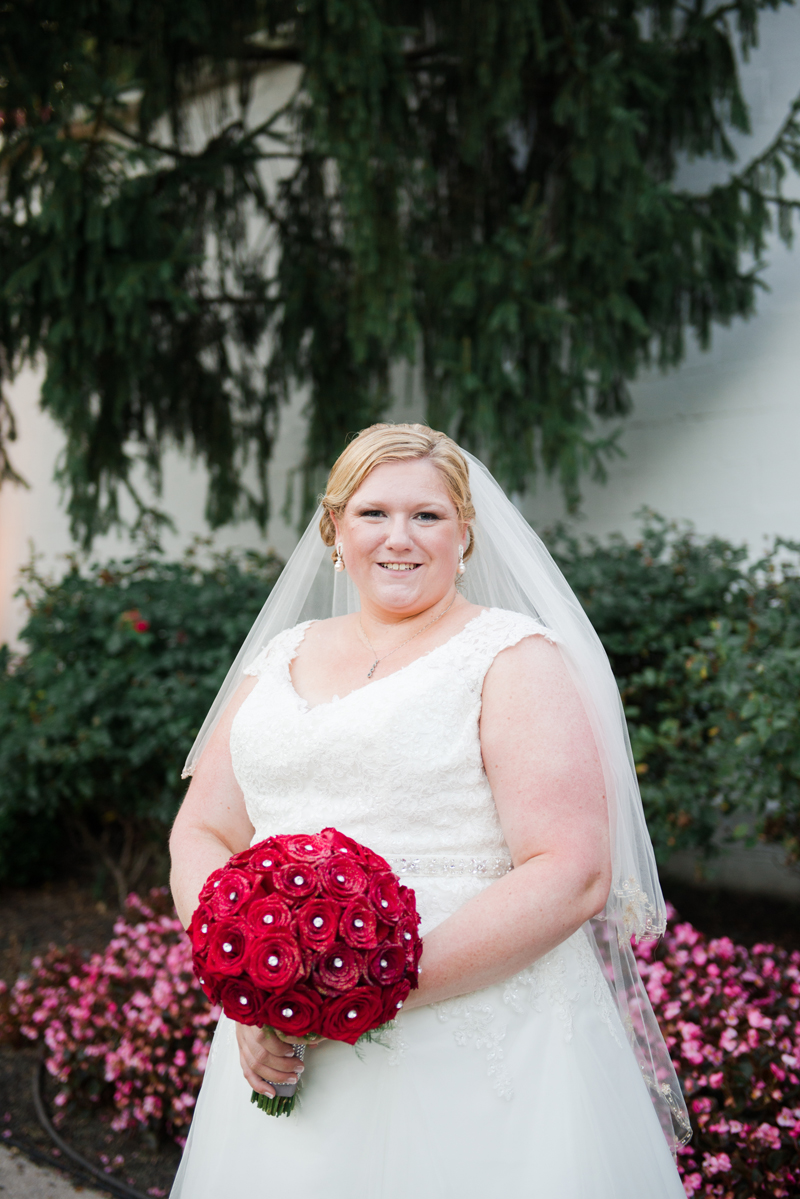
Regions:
[[359, 594, 457, 679]]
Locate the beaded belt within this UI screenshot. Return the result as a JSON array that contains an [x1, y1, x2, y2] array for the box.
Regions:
[[387, 854, 513, 879]]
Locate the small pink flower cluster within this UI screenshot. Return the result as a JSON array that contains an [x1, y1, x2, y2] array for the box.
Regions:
[[635, 908, 800, 1198], [0, 889, 218, 1144]]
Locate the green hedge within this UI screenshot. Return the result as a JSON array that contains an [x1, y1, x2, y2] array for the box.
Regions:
[[0, 548, 281, 901], [1, 517, 798, 899], [550, 515, 800, 866]]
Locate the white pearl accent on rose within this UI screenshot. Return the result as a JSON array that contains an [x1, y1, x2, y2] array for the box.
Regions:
[[200, 923, 208, 934], [353, 918, 364, 928], [262, 859, 272, 868], [381, 900, 388, 908], [222, 942, 233, 953], [312, 916, 324, 928], [264, 914, 274, 924], [380, 959, 388, 968], [282, 1007, 294, 1018], [396, 1000, 404, 1008], [347, 1010, 357, 1019], [213, 880, 220, 888], [404, 932, 411, 940], [333, 957, 343, 968], [239, 996, 248, 1005], [229, 891, 237, 901], [268, 954, 279, 966], [293, 875, 304, 885], [304, 843, 313, 850], [336, 874, 345, 882]]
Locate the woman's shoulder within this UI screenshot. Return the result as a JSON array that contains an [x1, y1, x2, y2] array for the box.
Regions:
[[476, 607, 559, 646], [243, 619, 317, 677], [452, 607, 558, 690]]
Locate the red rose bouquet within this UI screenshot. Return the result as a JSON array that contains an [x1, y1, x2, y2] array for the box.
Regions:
[[188, 828, 422, 1115]]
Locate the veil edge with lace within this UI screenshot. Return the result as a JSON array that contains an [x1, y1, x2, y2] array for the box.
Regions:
[[181, 450, 691, 1154]]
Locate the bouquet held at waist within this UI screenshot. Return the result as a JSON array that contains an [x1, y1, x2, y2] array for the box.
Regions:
[[188, 827, 422, 1115]]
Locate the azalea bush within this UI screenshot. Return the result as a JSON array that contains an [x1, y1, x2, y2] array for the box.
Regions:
[[0, 547, 282, 900], [0, 889, 217, 1144], [551, 516, 800, 864], [1, 890, 798, 1197]]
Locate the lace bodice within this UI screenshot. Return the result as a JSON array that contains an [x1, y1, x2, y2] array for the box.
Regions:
[[230, 608, 554, 931]]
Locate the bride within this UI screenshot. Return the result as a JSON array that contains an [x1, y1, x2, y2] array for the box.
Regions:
[[168, 424, 689, 1198]]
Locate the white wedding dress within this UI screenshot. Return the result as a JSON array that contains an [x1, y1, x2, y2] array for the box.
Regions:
[[171, 608, 685, 1198]]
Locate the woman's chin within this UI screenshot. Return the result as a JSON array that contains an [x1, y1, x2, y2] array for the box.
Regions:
[[366, 572, 430, 611]]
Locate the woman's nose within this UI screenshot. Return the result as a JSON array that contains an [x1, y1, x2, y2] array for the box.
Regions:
[[383, 517, 414, 548]]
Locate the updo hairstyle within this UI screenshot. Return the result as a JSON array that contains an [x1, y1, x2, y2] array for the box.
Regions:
[[320, 424, 475, 562]]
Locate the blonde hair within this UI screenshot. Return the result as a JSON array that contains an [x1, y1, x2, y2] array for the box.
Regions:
[[320, 424, 475, 560]]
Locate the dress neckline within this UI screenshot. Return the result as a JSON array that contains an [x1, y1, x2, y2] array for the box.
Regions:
[[285, 606, 494, 714]]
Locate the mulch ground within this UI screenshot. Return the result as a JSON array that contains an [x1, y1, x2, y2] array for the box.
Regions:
[[0, 876, 796, 1196]]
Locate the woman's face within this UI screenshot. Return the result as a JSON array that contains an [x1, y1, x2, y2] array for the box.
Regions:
[[332, 459, 468, 618]]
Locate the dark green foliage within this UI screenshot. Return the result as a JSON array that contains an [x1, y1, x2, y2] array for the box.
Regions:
[[550, 515, 800, 864], [2, 518, 800, 892], [2, 2, 800, 543], [0, 548, 281, 902], [686, 549, 800, 863]]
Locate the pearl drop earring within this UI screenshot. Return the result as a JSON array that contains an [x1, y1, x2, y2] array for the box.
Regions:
[[457, 546, 466, 575], [334, 543, 344, 572]]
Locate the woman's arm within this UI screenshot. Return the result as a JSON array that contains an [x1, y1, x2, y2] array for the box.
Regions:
[[169, 677, 258, 929], [404, 633, 611, 1011], [170, 676, 306, 1098]]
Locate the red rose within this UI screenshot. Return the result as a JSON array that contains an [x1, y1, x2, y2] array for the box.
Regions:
[[248, 932, 304, 991], [339, 898, 380, 950], [319, 987, 384, 1045], [392, 917, 422, 969], [398, 884, 421, 924], [282, 834, 330, 864], [188, 904, 215, 959], [209, 869, 254, 917], [198, 866, 227, 904], [246, 840, 288, 880], [313, 942, 363, 993], [319, 827, 366, 860], [320, 828, 391, 870], [262, 986, 323, 1037], [296, 898, 341, 950], [207, 921, 248, 976], [380, 979, 412, 1024], [366, 943, 407, 986], [368, 873, 404, 923], [193, 963, 221, 1005], [220, 978, 264, 1025], [319, 856, 367, 901], [273, 863, 319, 900], [247, 894, 293, 936]]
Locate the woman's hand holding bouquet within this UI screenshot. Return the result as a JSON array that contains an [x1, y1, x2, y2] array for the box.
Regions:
[[188, 827, 422, 1115]]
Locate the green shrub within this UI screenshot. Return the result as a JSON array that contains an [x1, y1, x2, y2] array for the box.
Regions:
[[549, 515, 800, 865], [0, 547, 282, 901]]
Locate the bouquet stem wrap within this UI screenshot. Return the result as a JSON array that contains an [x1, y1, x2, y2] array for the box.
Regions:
[[251, 1043, 305, 1117]]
